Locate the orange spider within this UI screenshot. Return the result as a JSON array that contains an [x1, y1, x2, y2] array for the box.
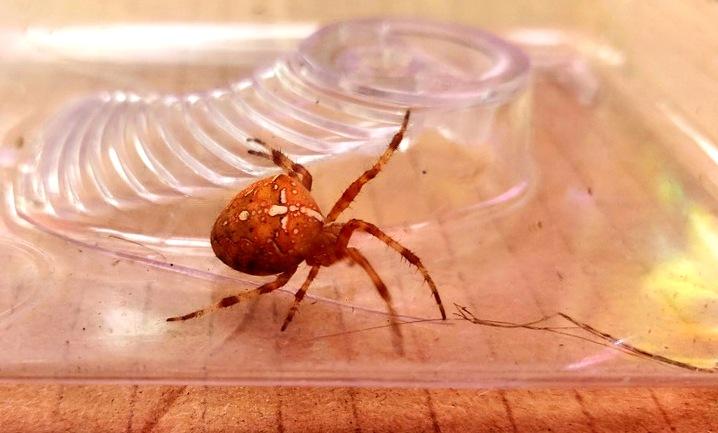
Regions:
[[167, 110, 446, 336]]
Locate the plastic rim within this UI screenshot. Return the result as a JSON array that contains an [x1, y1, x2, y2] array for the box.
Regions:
[[297, 17, 531, 107]]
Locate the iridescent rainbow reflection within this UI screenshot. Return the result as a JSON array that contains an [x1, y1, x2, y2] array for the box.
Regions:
[[642, 198, 718, 367]]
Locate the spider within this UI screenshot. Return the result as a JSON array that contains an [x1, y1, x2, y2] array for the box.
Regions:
[[167, 110, 446, 338]]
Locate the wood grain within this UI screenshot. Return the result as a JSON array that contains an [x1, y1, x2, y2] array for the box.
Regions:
[[1, 0, 717, 431], [0, 385, 717, 433]]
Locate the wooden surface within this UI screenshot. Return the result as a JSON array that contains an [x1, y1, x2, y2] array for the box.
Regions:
[[0, 385, 716, 433], [2, 1, 718, 432]]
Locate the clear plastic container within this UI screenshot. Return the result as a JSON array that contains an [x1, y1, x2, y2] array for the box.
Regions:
[[0, 17, 716, 387], [11, 18, 532, 256]]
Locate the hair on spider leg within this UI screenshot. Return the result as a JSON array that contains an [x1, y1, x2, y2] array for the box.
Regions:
[[454, 303, 717, 374]]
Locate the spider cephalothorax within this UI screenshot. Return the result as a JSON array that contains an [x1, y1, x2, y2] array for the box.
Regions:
[[168, 110, 446, 336]]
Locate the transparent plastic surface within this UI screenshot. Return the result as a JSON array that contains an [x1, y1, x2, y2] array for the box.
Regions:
[[0, 19, 716, 387], [11, 18, 531, 255]]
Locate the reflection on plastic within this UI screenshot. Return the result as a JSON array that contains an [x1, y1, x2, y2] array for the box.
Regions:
[[12, 18, 532, 259], [644, 206, 718, 338]]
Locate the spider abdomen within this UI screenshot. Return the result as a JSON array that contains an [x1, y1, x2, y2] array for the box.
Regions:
[[210, 174, 324, 276]]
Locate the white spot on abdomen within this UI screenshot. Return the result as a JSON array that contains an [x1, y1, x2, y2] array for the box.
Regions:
[[300, 206, 324, 222], [280, 189, 287, 204], [268, 205, 288, 216], [281, 216, 288, 230], [239, 210, 249, 221]]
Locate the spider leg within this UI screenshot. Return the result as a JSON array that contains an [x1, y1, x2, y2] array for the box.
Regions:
[[247, 138, 312, 190], [345, 247, 404, 353], [337, 219, 446, 320], [166, 267, 297, 322], [280, 265, 320, 331], [326, 110, 410, 223]]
